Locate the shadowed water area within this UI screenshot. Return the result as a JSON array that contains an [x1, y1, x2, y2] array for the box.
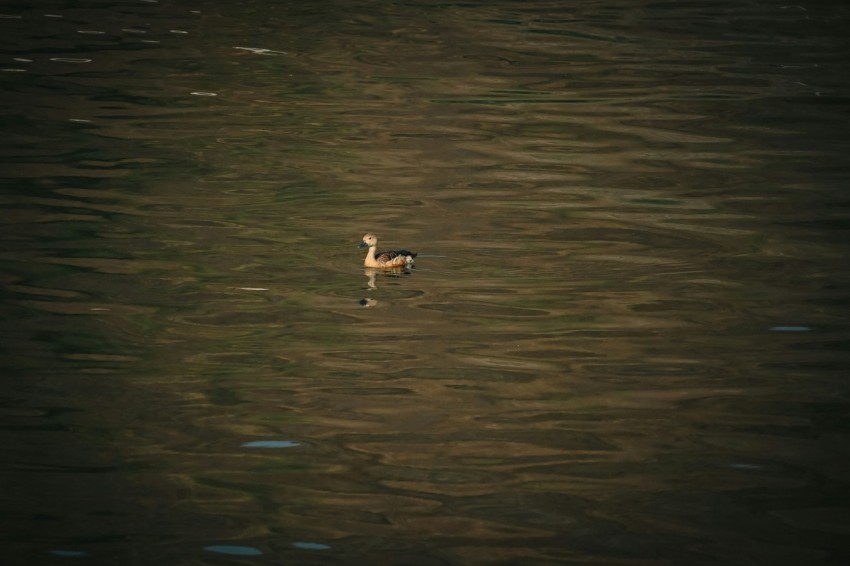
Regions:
[[2, 0, 850, 564]]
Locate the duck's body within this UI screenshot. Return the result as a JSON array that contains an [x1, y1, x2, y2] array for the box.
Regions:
[[359, 233, 417, 268]]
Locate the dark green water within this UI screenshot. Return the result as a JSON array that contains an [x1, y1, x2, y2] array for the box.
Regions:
[[2, 1, 850, 564]]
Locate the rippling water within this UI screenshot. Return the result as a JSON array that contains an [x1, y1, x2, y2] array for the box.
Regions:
[[2, 1, 850, 564]]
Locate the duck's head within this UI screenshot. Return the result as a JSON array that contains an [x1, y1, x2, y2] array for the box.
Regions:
[[359, 233, 377, 248]]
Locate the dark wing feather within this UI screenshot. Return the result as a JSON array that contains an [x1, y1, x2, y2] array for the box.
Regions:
[[376, 249, 416, 262]]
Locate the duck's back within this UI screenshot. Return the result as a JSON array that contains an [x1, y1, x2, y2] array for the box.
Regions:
[[376, 249, 417, 266]]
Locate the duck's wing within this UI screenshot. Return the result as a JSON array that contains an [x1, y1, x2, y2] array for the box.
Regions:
[[375, 250, 404, 262], [375, 249, 417, 264]]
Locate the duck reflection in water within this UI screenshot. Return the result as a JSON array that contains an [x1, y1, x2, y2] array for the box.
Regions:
[[363, 266, 413, 290], [359, 267, 412, 305]]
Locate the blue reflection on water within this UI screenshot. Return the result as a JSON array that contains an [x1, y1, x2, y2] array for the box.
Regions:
[[293, 541, 332, 550], [204, 545, 263, 556]]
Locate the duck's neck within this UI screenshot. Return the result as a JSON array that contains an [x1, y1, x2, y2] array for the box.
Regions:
[[364, 245, 377, 267]]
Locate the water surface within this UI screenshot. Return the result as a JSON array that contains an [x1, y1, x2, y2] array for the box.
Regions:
[[2, 1, 850, 564]]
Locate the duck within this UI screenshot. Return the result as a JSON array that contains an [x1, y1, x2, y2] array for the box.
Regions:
[[359, 233, 417, 268]]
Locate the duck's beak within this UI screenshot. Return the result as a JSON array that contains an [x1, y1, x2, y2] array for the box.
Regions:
[[358, 240, 368, 248]]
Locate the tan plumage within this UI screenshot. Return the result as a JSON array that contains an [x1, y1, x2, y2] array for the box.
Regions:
[[359, 233, 417, 268]]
